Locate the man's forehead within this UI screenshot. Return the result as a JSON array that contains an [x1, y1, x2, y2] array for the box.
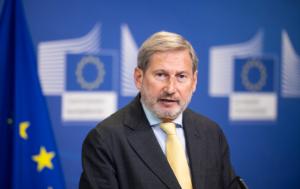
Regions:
[[150, 49, 190, 59], [147, 51, 193, 71]]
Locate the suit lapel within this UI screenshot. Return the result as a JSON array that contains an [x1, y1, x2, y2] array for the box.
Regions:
[[124, 96, 181, 189], [183, 110, 207, 189]]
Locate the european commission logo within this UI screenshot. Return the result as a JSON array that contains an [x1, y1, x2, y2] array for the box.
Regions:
[[230, 57, 277, 121], [38, 23, 140, 123], [38, 24, 118, 123], [209, 30, 300, 122]]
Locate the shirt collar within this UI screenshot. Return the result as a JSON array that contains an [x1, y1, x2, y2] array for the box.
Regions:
[[141, 100, 183, 127]]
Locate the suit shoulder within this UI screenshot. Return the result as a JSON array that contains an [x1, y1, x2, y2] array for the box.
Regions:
[[94, 105, 128, 133], [83, 105, 129, 150], [184, 108, 222, 133]]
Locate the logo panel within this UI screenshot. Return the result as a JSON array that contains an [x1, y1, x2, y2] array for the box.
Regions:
[[230, 57, 277, 121]]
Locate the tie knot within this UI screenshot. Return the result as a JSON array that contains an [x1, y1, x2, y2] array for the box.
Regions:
[[160, 122, 176, 135]]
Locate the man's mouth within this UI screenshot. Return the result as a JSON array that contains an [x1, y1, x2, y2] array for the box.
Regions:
[[158, 98, 179, 105]]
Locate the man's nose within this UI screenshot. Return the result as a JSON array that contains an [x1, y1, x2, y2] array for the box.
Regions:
[[164, 77, 177, 94]]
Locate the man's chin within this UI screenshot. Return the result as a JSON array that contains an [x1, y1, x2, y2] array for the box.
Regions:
[[156, 110, 181, 121]]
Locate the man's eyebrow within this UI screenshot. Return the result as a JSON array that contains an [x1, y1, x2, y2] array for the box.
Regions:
[[153, 69, 167, 73], [152, 69, 191, 75], [176, 71, 190, 75]]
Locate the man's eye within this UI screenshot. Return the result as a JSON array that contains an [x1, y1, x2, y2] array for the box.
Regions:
[[156, 73, 166, 78], [177, 74, 187, 82]]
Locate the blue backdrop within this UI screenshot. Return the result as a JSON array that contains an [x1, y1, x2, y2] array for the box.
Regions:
[[9, 0, 300, 188]]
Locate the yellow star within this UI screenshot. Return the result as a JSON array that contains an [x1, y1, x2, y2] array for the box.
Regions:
[[32, 146, 55, 172], [19, 121, 30, 140]]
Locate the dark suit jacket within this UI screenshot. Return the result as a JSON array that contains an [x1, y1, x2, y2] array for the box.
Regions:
[[79, 95, 238, 189]]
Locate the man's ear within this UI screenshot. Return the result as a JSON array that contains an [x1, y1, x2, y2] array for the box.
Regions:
[[134, 67, 143, 90], [192, 70, 198, 92]]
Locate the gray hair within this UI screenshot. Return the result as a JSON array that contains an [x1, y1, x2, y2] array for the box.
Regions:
[[137, 31, 198, 72]]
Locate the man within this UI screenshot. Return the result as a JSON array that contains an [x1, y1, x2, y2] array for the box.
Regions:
[[80, 31, 238, 189]]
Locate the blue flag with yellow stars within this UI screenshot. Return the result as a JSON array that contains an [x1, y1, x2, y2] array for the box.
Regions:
[[0, 0, 65, 188]]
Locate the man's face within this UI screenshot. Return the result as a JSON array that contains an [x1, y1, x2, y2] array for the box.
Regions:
[[135, 49, 197, 121]]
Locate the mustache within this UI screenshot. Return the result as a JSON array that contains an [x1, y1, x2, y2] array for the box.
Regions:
[[158, 93, 179, 101]]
